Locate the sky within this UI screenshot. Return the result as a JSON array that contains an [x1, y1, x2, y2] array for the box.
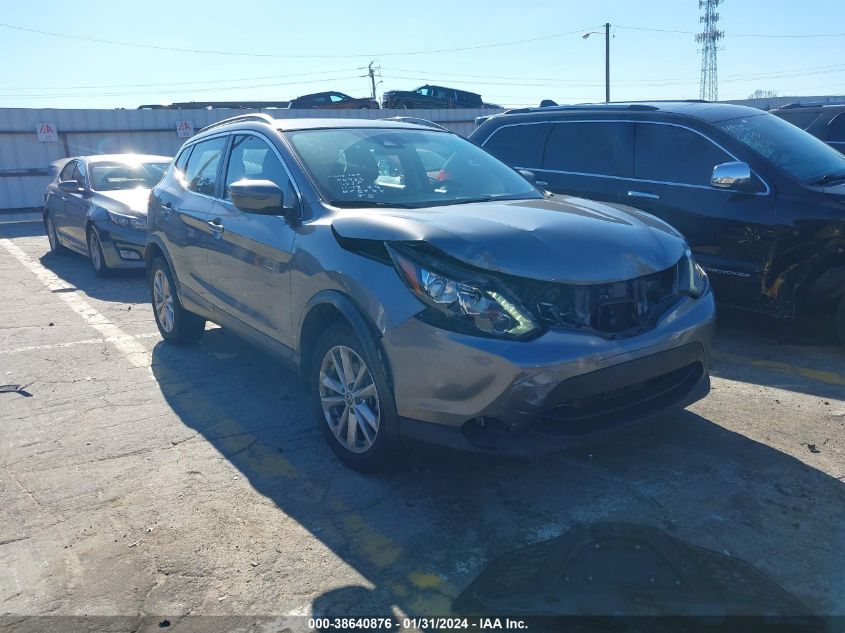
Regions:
[[1, 0, 844, 110]]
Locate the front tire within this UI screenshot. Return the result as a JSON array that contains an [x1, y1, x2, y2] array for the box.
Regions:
[[45, 213, 67, 254], [310, 324, 398, 472], [87, 227, 112, 278], [148, 256, 205, 345]]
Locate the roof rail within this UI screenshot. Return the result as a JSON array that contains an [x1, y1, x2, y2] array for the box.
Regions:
[[502, 103, 660, 116], [199, 112, 277, 132], [773, 102, 845, 110], [380, 116, 449, 131]]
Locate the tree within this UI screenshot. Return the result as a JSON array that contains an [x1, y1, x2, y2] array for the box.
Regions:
[[748, 89, 778, 99]]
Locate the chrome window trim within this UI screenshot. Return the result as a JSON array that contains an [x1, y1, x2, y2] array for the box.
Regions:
[[481, 118, 772, 196]]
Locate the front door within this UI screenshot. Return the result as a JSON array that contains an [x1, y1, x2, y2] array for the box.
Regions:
[[63, 161, 92, 247], [624, 122, 775, 308], [203, 134, 300, 347]]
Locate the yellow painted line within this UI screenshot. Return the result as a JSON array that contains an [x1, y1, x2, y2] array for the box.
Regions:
[[713, 351, 845, 386]]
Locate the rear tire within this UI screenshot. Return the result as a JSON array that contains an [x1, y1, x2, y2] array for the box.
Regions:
[[87, 227, 112, 278], [45, 213, 67, 255], [148, 256, 205, 345], [836, 295, 845, 348], [310, 323, 398, 472]]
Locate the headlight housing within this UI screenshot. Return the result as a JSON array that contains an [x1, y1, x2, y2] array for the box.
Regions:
[[106, 209, 147, 230], [676, 249, 708, 298], [387, 244, 540, 340]]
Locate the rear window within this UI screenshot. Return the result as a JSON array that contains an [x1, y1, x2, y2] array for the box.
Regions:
[[828, 113, 845, 143], [482, 123, 550, 169], [773, 110, 821, 130], [544, 121, 634, 177]]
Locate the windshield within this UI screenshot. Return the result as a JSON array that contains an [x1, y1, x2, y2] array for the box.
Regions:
[[285, 127, 541, 208], [714, 113, 845, 185], [89, 161, 170, 191]]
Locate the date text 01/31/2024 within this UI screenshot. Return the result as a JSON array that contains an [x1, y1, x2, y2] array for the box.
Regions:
[[307, 617, 529, 630]]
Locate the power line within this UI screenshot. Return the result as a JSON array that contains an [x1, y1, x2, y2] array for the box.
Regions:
[[0, 22, 600, 58], [617, 24, 845, 38]]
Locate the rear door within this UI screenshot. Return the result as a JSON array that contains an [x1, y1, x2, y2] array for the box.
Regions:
[[167, 135, 228, 303], [203, 133, 300, 347], [625, 121, 775, 307]]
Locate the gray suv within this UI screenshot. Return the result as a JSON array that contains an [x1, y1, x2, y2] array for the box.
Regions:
[[146, 113, 715, 471]]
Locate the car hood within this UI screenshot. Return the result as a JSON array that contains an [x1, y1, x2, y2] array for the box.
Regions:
[[92, 188, 151, 216], [332, 196, 687, 284]]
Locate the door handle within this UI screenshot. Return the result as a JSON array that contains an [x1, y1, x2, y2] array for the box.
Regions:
[[161, 201, 174, 216], [627, 190, 660, 200], [207, 219, 224, 238]]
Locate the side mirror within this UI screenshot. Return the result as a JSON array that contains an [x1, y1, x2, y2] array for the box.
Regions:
[[518, 169, 537, 184], [228, 179, 286, 215], [711, 161, 754, 192], [58, 180, 84, 194]]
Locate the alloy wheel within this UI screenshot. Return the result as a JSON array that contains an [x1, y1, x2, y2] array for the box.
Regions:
[[152, 268, 175, 333], [318, 345, 380, 453]]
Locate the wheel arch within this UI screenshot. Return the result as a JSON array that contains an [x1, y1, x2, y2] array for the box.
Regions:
[[296, 290, 392, 393]]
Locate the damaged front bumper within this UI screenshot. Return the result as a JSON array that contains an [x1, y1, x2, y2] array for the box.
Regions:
[[383, 289, 715, 455]]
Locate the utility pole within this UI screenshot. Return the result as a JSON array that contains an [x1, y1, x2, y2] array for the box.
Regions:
[[368, 61, 377, 102], [696, 0, 724, 101], [604, 22, 610, 103]]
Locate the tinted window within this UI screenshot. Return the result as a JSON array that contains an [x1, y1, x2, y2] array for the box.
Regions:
[[184, 136, 227, 196], [774, 110, 821, 130], [828, 113, 845, 143], [71, 163, 86, 187], [174, 146, 192, 174], [545, 122, 634, 177], [635, 123, 731, 186], [224, 135, 297, 210], [715, 113, 845, 184], [483, 123, 550, 169], [59, 161, 76, 182]]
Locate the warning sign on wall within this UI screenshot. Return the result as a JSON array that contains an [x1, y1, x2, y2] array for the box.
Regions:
[[36, 123, 58, 142], [176, 120, 194, 138]]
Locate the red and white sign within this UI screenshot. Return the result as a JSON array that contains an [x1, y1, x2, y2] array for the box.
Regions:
[[176, 120, 194, 138], [36, 122, 58, 142]]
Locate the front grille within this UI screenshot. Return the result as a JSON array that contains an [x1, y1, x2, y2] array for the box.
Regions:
[[537, 362, 703, 436], [529, 265, 679, 338]]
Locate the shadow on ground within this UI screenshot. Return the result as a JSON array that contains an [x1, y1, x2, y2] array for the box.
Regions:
[[150, 329, 845, 618]]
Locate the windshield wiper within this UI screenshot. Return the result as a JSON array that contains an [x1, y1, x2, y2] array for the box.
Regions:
[[810, 172, 845, 186], [327, 200, 418, 209]]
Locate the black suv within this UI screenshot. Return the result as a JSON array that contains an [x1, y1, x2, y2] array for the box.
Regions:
[[382, 85, 483, 109], [469, 102, 845, 344], [771, 103, 845, 154]]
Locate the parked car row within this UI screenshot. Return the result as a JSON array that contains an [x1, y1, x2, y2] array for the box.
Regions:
[[41, 101, 845, 471], [138, 85, 497, 111]]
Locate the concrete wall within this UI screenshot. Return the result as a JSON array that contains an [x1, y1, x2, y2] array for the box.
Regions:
[[0, 107, 501, 211]]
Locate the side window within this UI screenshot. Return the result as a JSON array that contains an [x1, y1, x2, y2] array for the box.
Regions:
[[312, 95, 327, 105], [827, 113, 845, 144], [224, 135, 297, 210], [483, 123, 551, 169], [544, 122, 634, 177], [184, 136, 227, 196], [71, 163, 87, 187], [775, 110, 820, 130], [59, 161, 76, 182], [174, 145, 192, 175], [330, 94, 346, 103], [635, 124, 731, 186]]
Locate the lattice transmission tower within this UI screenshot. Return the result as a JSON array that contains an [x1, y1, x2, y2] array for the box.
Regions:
[[696, 0, 724, 101]]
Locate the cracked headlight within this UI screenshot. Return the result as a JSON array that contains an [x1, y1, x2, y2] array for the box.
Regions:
[[387, 244, 539, 340], [106, 209, 147, 230], [677, 249, 708, 298]]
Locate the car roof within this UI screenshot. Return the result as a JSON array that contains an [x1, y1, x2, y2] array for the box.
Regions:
[[487, 101, 766, 124], [199, 115, 447, 135], [79, 153, 172, 164]]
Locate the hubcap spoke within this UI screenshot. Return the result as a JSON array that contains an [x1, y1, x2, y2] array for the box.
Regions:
[[318, 344, 381, 454]]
